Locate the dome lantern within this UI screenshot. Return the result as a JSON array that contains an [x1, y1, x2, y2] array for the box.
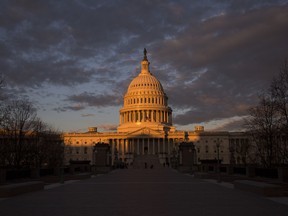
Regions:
[[141, 48, 150, 75]]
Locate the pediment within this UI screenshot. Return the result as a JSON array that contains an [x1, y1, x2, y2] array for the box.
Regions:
[[126, 127, 164, 137]]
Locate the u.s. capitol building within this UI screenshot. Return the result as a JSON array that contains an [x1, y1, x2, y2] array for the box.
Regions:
[[63, 50, 250, 166]]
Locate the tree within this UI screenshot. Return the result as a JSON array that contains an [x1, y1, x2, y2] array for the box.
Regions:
[[0, 99, 37, 168], [270, 60, 288, 164], [23, 120, 64, 169], [245, 94, 282, 167], [245, 61, 288, 167], [0, 99, 64, 168]]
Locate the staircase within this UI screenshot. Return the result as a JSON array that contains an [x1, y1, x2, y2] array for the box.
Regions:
[[133, 154, 162, 169]]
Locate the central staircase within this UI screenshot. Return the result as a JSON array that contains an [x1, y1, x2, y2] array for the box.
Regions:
[[133, 154, 162, 169]]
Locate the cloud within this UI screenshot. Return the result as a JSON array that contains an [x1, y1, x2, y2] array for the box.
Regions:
[[81, 113, 95, 117], [98, 124, 118, 131], [53, 104, 85, 112], [1, 1, 288, 131], [210, 116, 247, 131], [153, 5, 288, 125], [67, 92, 122, 107]]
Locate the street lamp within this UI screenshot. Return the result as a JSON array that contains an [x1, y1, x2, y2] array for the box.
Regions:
[[216, 138, 221, 183], [189, 148, 192, 171]]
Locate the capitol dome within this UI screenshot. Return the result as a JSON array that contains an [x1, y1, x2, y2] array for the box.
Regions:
[[117, 49, 174, 133]]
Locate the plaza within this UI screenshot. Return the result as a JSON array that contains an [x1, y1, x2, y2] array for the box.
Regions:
[[0, 168, 288, 216]]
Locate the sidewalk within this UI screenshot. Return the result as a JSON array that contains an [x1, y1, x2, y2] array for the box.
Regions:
[[0, 168, 288, 216]]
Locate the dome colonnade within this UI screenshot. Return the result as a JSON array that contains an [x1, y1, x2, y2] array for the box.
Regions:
[[118, 49, 173, 132]]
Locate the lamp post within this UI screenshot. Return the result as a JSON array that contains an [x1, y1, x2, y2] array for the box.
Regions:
[[189, 147, 193, 173], [216, 138, 221, 183], [114, 148, 118, 168], [60, 141, 64, 184]]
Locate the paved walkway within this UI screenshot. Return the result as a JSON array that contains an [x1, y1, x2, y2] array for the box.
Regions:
[[0, 168, 288, 216]]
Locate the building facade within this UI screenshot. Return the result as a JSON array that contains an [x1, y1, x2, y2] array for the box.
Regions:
[[63, 50, 251, 166]]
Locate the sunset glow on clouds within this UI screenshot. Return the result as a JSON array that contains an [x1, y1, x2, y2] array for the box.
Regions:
[[1, 0, 288, 132]]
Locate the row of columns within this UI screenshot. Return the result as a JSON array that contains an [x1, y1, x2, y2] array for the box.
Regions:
[[120, 110, 172, 124], [109, 138, 180, 162], [125, 96, 165, 106]]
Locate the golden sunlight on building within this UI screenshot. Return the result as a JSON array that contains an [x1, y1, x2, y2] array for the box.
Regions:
[[63, 49, 250, 167]]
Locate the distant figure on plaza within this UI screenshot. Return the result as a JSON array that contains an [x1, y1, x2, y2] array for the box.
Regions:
[[150, 164, 154, 169], [144, 162, 147, 169]]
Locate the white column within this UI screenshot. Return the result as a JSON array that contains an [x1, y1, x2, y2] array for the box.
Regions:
[[147, 138, 150, 154], [158, 138, 160, 153], [142, 139, 145, 155], [166, 111, 168, 123], [137, 139, 140, 155], [168, 139, 170, 155], [153, 138, 155, 154], [123, 139, 127, 155]]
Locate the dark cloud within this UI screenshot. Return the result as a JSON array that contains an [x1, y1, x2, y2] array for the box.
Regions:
[[211, 117, 247, 132], [0, 0, 287, 129], [81, 113, 95, 117], [67, 92, 122, 107], [98, 124, 118, 131], [54, 104, 85, 112], [153, 5, 288, 125]]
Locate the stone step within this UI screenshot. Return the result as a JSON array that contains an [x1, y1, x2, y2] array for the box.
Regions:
[[133, 154, 162, 169]]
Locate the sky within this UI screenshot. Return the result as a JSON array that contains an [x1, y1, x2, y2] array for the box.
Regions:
[[0, 0, 288, 132]]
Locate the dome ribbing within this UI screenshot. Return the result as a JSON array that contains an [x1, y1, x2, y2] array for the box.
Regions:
[[117, 49, 173, 133]]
